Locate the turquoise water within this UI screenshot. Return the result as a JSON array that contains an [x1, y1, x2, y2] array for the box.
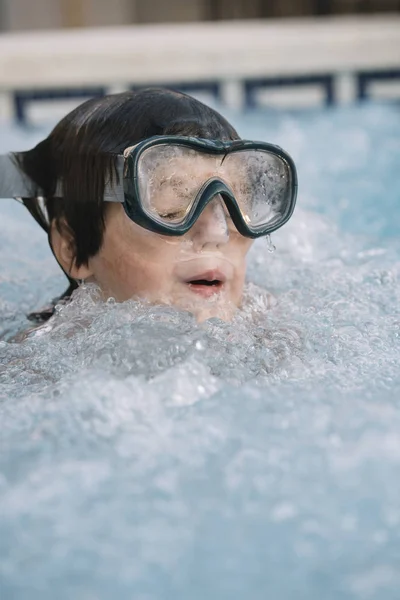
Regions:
[[1, 103, 400, 599]]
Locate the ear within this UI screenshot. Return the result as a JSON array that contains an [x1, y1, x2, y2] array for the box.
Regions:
[[50, 219, 93, 280]]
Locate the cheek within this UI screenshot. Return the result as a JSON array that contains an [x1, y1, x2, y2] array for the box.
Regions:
[[88, 211, 179, 301], [230, 236, 253, 266], [231, 238, 253, 283]]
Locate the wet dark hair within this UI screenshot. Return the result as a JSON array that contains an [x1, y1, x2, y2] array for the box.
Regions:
[[14, 88, 239, 322]]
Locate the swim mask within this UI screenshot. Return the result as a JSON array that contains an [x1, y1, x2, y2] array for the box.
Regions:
[[0, 135, 297, 238]]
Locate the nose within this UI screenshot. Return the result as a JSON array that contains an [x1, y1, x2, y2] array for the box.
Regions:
[[190, 196, 229, 251]]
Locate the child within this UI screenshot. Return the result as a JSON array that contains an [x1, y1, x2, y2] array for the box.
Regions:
[[0, 88, 297, 322]]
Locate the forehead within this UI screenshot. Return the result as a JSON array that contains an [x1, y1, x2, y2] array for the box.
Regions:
[[140, 145, 248, 181]]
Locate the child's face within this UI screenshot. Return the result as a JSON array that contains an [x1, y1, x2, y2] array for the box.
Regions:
[[85, 201, 253, 321]]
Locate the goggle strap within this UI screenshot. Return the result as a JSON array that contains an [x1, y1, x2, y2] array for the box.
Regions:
[[0, 153, 125, 203], [0, 154, 37, 199], [54, 154, 125, 202], [103, 155, 124, 203]]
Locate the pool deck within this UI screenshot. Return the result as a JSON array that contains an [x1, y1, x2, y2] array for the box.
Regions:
[[0, 14, 400, 119]]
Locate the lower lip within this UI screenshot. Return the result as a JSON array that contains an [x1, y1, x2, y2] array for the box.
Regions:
[[187, 282, 224, 298]]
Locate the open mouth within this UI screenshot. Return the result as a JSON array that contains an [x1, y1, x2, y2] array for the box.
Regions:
[[189, 279, 222, 287], [185, 270, 226, 297]]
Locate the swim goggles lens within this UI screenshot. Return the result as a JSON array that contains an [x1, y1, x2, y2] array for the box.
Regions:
[[123, 137, 297, 238]]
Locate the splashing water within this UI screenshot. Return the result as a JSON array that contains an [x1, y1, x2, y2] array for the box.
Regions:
[[1, 103, 400, 600]]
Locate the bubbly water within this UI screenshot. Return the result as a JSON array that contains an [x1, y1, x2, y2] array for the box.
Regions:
[[1, 103, 400, 600]]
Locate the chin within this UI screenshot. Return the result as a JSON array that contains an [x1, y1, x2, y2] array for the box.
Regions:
[[194, 304, 237, 322], [173, 291, 238, 322]]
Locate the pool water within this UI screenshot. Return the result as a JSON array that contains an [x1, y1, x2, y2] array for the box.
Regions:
[[1, 103, 400, 600]]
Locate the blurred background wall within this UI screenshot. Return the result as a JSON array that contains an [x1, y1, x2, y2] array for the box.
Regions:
[[1, 0, 400, 31]]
